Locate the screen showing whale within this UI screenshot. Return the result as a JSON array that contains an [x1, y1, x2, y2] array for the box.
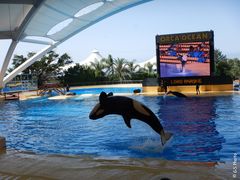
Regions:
[[156, 31, 214, 78]]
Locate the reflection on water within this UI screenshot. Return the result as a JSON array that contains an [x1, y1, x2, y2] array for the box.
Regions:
[[156, 96, 225, 161], [0, 94, 239, 162]]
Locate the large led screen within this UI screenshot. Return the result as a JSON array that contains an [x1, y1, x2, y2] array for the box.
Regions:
[[156, 31, 213, 78]]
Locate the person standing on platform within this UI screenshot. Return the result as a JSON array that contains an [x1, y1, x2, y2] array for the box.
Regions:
[[196, 83, 200, 95], [66, 84, 70, 92], [163, 81, 168, 93]]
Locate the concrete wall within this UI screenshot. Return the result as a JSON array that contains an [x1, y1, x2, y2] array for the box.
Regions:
[[143, 84, 233, 93], [142, 86, 160, 93]]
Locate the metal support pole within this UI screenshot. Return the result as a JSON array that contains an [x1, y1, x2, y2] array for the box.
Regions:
[[0, 40, 18, 88], [3, 41, 60, 86]]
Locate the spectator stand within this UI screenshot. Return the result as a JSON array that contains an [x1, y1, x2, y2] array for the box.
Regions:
[[159, 42, 210, 64]]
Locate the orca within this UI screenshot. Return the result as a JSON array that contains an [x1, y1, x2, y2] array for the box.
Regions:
[[89, 92, 172, 146], [166, 91, 187, 98]]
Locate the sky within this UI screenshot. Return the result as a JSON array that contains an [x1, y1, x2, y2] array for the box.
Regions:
[[0, 0, 240, 68]]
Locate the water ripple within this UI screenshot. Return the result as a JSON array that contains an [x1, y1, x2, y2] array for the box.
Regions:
[[0, 93, 239, 162]]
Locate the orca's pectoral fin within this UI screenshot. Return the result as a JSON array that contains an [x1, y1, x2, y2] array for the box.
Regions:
[[123, 116, 132, 128]]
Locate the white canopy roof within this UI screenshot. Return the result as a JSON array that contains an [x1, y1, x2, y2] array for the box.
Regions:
[[139, 56, 156, 67], [0, 0, 152, 87], [0, 0, 151, 43], [62, 49, 103, 71], [80, 49, 103, 65]]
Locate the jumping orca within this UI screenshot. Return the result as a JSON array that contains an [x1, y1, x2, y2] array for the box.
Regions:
[[166, 91, 187, 98], [89, 92, 172, 146]]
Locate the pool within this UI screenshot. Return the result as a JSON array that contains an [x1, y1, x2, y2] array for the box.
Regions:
[[0, 88, 239, 162], [70, 87, 141, 95]]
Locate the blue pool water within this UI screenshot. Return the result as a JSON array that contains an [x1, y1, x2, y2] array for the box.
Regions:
[[0, 88, 239, 162], [70, 87, 140, 95]]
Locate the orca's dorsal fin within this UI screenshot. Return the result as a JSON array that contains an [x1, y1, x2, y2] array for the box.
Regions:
[[123, 115, 131, 128]]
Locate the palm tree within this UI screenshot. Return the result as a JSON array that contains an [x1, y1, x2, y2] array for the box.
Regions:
[[90, 59, 105, 80], [127, 61, 140, 73], [102, 54, 115, 79], [126, 60, 140, 80], [113, 58, 131, 81], [144, 62, 156, 75]]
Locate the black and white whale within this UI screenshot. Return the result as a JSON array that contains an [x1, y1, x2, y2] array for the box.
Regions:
[[166, 91, 187, 98], [89, 92, 172, 145]]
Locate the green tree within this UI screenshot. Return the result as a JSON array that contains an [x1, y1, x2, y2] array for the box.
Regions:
[[8, 52, 35, 74], [102, 54, 115, 80], [215, 60, 232, 77], [214, 49, 228, 77], [63, 64, 95, 85], [214, 49, 227, 62], [133, 67, 149, 80], [8, 55, 26, 73], [214, 49, 240, 79], [127, 61, 139, 73], [90, 59, 105, 80], [126, 60, 140, 80], [144, 62, 156, 76], [228, 58, 240, 79], [113, 58, 131, 81], [8, 51, 72, 86]]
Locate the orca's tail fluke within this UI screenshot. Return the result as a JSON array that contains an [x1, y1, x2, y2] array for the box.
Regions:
[[160, 131, 173, 146]]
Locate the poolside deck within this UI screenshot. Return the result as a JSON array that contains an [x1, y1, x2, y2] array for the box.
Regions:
[[0, 150, 234, 180], [6, 83, 238, 101]]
